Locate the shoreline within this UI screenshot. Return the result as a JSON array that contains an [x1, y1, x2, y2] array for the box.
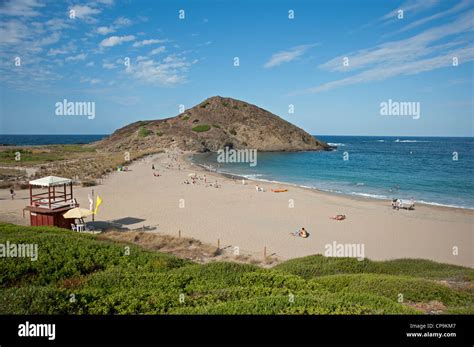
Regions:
[[1, 151, 473, 268], [188, 154, 474, 213]]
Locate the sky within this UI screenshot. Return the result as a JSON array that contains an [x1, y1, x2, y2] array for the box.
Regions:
[[0, 0, 473, 136]]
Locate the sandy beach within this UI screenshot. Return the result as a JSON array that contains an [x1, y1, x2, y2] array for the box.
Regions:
[[0, 152, 473, 268]]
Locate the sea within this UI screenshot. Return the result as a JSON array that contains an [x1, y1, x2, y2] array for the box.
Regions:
[[192, 136, 474, 210], [0, 134, 107, 146]]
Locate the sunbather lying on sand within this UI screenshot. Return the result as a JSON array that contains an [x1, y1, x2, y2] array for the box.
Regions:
[[290, 227, 309, 238], [330, 214, 346, 221]]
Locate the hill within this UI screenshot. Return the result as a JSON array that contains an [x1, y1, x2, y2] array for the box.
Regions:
[[96, 96, 331, 152], [1, 223, 473, 315]]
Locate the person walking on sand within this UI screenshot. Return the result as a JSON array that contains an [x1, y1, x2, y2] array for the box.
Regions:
[[10, 188, 15, 200], [152, 164, 155, 170]]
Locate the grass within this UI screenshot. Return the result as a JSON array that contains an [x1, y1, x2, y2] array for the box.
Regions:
[[138, 127, 152, 137], [0, 145, 97, 166], [0, 223, 472, 315], [191, 125, 211, 132], [0, 143, 159, 186]]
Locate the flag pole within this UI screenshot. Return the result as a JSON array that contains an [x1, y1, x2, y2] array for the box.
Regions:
[[92, 189, 95, 222]]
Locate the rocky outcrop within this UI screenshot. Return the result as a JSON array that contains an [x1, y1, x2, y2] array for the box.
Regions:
[[95, 96, 330, 152]]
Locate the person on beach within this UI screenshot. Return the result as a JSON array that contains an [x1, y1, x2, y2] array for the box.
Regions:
[[152, 164, 155, 170], [10, 188, 15, 200], [291, 227, 309, 238]]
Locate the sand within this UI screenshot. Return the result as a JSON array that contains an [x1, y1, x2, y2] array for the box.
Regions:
[[0, 152, 472, 268]]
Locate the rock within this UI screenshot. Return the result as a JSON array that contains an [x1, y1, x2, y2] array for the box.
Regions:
[[95, 96, 331, 152]]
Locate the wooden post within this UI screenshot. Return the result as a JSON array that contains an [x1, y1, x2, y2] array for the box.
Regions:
[[92, 189, 95, 222], [217, 238, 220, 249], [178, 229, 181, 238], [263, 246, 267, 259], [29, 184, 32, 206], [48, 186, 51, 209]]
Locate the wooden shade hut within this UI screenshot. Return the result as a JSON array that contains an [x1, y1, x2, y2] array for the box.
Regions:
[[23, 176, 79, 228]]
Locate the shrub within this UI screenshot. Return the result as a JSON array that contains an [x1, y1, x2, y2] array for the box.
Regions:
[[138, 127, 152, 137], [182, 115, 190, 121], [192, 125, 211, 132], [81, 179, 96, 187], [1, 223, 471, 315], [212, 124, 220, 128], [229, 128, 237, 135], [274, 255, 474, 281]]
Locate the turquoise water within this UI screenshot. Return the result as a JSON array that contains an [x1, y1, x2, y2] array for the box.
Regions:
[[192, 136, 474, 209]]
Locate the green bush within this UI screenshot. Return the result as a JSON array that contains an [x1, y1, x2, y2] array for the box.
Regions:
[[311, 274, 471, 306], [138, 127, 152, 137], [191, 125, 211, 132], [0, 223, 472, 315], [274, 255, 474, 281]]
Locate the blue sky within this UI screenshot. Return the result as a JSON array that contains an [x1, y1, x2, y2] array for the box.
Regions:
[[0, 0, 473, 136]]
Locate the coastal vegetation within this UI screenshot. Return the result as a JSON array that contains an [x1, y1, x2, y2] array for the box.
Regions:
[[192, 125, 211, 132], [1, 223, 472, 315], [0, 144, 159, 188]]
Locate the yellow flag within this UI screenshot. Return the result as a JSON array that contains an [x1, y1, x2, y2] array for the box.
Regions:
[[94, 195, 102, 215]]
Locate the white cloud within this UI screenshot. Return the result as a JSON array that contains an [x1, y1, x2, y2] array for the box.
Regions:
[[151, 46, 166, 55], [393, 0, 471, 34], [66, 53, 87, 62], [133, 39, 167, 47], [126, 54, 196, 85], [293, 10, 474, 94], [114, 17, 132, 26], [264, 44, 316, 68], [96, 26, 115, 35], [96, 0, 114, 5], [80, 76, 101, 84], [102, 62, 116, 69], [380, 0, 440, 22], [47, 42, 76, 56], [0, 20, 29, 44], [100, 35, 135, 47], [0, 0, 44, 17], [95, 17, 131, 35], [69, 5, 101, 20], [86, 61, 95, 67]]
